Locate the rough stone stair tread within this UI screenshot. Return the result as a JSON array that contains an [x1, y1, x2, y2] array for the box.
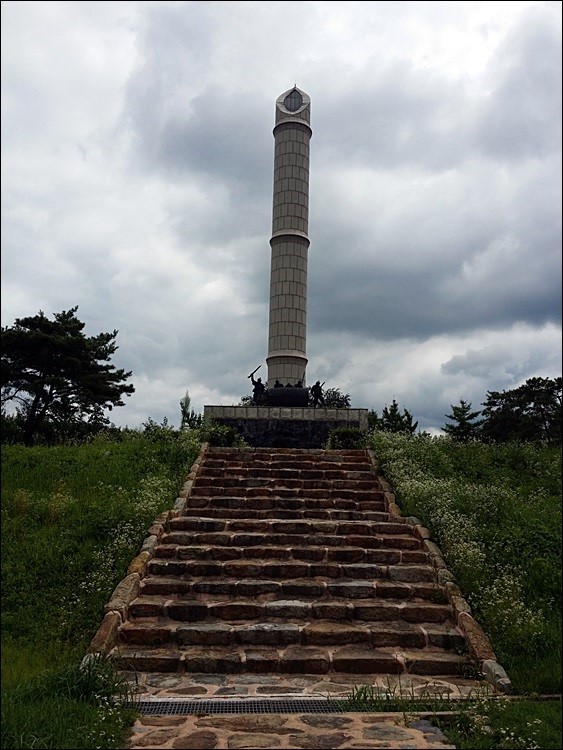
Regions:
[[111, 643, 469, 676], [188, 489, 385, 500], [153, 544, 429, 564], [178, 508, 391, 520], [162, 528, 428, 549], [168, 518, 410, 532], [192, 462, 378, 473], [118, 617, 465, 650], [112, 643, 465, 657], [127, 597, 453, 624], [196, 463, 377, 473], [147, 561, 436, 583], [160, 536, 421, 550], [162, 531, 422, 544], [181, 498, 387, 510], [138, 578, 445, 599], [131, 589, 446, 604]]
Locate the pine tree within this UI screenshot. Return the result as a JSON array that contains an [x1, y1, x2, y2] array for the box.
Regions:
[[443, 399, 482, 442], [1, 307, 134, 445], [481, 377, 561, 444], [180, 390, 203, 429], [372, 399, 418, 434]]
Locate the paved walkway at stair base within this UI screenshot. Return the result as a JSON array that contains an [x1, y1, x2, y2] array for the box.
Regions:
[[127, 712, 456, 749], [125, 672, 483, 701], [123, 672, 482, 748]]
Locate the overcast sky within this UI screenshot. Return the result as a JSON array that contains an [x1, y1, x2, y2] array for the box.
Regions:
[[2, 0, 561, 433]]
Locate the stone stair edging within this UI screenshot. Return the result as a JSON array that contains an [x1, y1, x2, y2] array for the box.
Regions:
[[84, 442, 211, 661], [366, 448, 512, 694]]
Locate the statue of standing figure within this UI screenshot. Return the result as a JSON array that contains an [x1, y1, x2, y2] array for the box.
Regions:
[[248, 366, 267, 405], [311, 380, 325, 407]]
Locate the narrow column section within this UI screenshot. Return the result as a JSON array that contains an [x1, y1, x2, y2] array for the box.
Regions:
[[266, 87, 312, 388]]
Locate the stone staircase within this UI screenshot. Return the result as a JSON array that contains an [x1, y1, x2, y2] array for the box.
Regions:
[[110, 447, 474, 683]]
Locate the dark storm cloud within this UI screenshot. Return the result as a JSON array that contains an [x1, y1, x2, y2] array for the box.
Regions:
[[474, 7, 562, 160], [314, 64, 470, 171], [123, 3, 273, 195], [156, 88, 271, 183], [304, 7, 562, 344]]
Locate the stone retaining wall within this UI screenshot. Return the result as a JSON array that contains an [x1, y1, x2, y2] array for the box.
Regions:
[[203, 406, 368, 448]]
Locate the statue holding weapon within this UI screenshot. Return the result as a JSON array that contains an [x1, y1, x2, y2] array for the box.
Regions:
[[311, 380, 325, 407], [248, 365, 266, 405]]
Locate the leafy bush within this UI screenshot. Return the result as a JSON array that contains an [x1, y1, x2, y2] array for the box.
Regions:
[[198, 420, 246, 447], [326, 427, 367, 449], [321, 388, 351, 409]]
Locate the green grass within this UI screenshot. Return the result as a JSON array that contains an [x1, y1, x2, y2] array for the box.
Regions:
[[1, 644, 137, 749], [1, 427, 202, 749], [435, 699, 562, 750]]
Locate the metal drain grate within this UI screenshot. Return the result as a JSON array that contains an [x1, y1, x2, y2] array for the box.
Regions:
[[134, 698, 351, 715]]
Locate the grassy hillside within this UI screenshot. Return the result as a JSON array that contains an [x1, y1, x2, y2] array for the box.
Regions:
[[1, 426, 203, 749], [371, 432, 561, 695], [1, 428, 561, 748]]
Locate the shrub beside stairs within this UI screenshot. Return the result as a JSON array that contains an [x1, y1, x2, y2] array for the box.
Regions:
[[89, 444, 511, 695]]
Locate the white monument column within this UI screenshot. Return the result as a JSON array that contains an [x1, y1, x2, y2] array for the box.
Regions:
[[266, 87, 312, 388]]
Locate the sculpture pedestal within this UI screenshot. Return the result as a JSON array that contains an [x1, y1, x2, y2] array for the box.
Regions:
[[266, 387, 309, 407], [203, 405, 368, 449]]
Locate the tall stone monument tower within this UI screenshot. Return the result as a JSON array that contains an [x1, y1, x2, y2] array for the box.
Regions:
[[266, 87, 312, 388], [204, 87, 368, 446]]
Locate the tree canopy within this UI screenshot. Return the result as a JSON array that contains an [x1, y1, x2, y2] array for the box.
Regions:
[[1, 307, 134, 445], [480, 376, 561, 444], [180, 389, 203, 429], [443, 399, 483, 442], [369, 399, 418, 434], [321, 388, 351, 409]]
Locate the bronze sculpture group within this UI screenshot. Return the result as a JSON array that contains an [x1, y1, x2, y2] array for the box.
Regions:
[[248, 368, 325, 407]]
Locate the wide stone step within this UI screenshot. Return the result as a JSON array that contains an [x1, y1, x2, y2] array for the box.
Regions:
[[128, 595, 452, 624], [119, 617, 464, 650], [189, 486, 384, 501], [178, 506, 389, 528], [111, 643, 469, 676], [168, 518, 410, 536], [147, 556, 435, 581], [203, 449, 369, 464], [154, 543, 428, 565], [196, 467, 378, 481], [139, 574, 445, 600], [182, 496, 386, 511], [158, 532, 422, 551], [194, 478, 382, 490], [200, 463, 373, 475]]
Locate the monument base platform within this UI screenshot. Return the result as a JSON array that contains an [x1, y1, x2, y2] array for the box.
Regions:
[[203, 405, 368, 448]]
